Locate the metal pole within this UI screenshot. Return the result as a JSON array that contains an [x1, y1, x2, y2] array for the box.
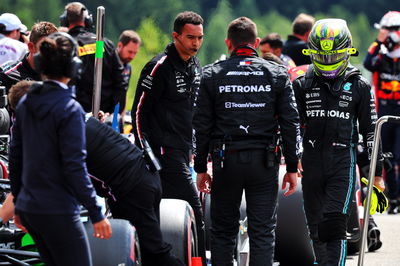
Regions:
[[92, 6, 105, 118], [358, 115, 400, 266]]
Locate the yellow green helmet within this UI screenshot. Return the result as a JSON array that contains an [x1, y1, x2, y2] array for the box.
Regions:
[[304, 19, 356, 79]]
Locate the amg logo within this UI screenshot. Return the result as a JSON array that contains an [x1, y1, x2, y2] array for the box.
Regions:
[[226, 71, 264, 76], [306, 109, 350, 119], [219, 85, 271, 93], [225, 102, 266, 108]]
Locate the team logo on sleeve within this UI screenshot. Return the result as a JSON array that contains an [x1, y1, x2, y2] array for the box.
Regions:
[[343, 82, 352, 91]]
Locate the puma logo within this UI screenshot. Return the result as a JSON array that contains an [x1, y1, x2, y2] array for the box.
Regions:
[[240, 125, 250, 134], [309, 139, 316, 148]]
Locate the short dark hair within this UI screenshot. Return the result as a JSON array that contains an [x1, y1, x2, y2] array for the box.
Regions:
[[173, 11, 203, 34], [292, 13, 315, 35], [118, 30, 141, 46], [65, 2, 87, 25], [37, 34, 76, 79], [227, 17, 257, 47], [260, 33, 283, 49], [29, 21, 58, 44], [8, 80, 33, 110]]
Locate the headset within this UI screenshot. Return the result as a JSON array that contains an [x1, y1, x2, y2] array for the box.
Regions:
[[33, 32, 82, 78], [174, 34, 199, 54], [59, 4, 93, 29]]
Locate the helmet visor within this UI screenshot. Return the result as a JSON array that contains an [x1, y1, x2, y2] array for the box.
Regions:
[[309, 48, 349, 64]]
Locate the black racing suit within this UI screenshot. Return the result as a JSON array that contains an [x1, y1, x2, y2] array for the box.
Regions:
[[131, 43, 206, 264], [0, 53, 40, 92], [194, 46, 300, 266], [85, 117, 183, 266], [292, 65, 383, 266], [364, 41, 400, 202], [68, 26, 126, 113]]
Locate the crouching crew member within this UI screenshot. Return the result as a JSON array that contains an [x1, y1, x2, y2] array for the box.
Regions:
[[85, 117, 184, 266]]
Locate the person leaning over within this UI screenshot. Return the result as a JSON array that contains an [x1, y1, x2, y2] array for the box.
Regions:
[[293, 19, 384, 265], [131, 11, 206, 265], [194, 17, 301, 266], [9, 32, 111, 266], [85, 117, 184, 266]]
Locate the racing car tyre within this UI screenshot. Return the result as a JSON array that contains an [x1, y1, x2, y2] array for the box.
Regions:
[[275, 176, 314, 266], [160, 199, 197, 266], [0, 108, 9, 135], [85, 218, 140, 266], [202, 193, 211, 251]]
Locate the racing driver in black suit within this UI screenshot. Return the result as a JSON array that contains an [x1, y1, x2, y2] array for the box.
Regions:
[[292, 18, 384, 265]]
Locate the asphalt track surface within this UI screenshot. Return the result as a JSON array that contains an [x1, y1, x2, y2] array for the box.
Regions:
[[346, 213, 400, 266]]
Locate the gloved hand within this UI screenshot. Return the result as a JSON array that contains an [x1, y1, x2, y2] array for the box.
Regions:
[[361, 177, 388, 215]]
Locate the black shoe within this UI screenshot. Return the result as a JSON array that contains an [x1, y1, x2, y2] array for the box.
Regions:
[[367, 226, 382, 252]]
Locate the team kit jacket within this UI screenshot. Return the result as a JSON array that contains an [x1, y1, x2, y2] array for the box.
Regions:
[[131, 43, 201, 152], [193, 46, 300, 174]]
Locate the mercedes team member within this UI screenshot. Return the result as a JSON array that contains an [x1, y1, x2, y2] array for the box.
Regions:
[[131, 11, 206, 264], [63, 2, 126, 114], [194, 17, 300, 266], [363, 11, 400, 214], [85, 117, 184, 266], [293, 19, 384, 265]]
